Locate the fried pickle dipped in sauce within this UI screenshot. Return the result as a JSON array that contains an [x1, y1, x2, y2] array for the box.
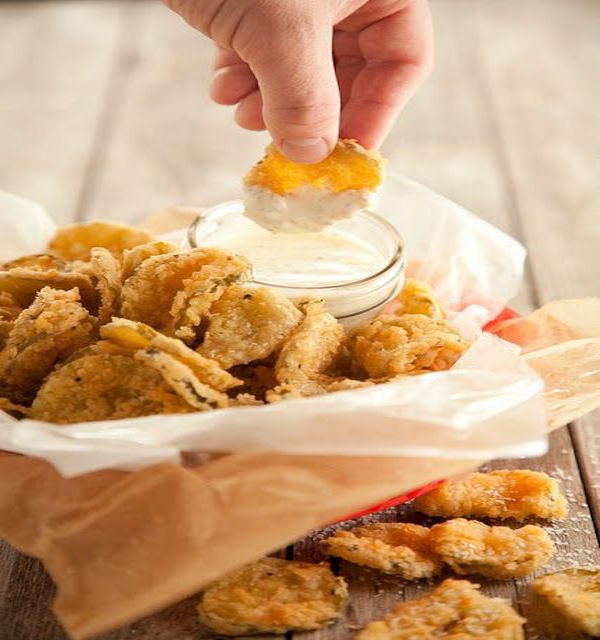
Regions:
[[355, 579, 525, 640], [414, 470, 568, 521], [0, 287, 98, 404], [323, 523, 442, 580], [198, 285, 302, 368], [243, 140, 385, 233], [30, 353, 198, 424], [47, 220, 155, 261], [531, 567, 600, 638], [428, 518, 554, 579], [120, 248, 250, 341], [198, 557, 348, 636], [350, 313, 469, 379]]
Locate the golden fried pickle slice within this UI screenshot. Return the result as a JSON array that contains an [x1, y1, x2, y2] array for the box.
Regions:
[[245, 140, 384, 196], [355, 579, 525, 640], [0, 287, 98, 402], [100, 318, 240, 391], [121, 240, 177, 280], [90, 247, 123, 324], [273, 300, 344, 397], [392, 279, 444, 319], [350, 313, 469, 379], [1, 253, 68, 271], [48, 220, 155, 261], [198, 286, 302, 368], [198, 557, 348, 636], [0, 292, 21, 321], [532, 567, 600, 637], [429, 518, 553, 579], [120, 248, 250, 337], [30, 353, 195, 424], [323, 523, 442, 580], [414, 470, 568, 521]]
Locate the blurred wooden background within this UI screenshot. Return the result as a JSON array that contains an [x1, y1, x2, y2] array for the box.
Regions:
[[1, 1, 598, 639]]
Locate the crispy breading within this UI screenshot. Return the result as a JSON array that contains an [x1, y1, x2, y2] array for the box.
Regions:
[[121, 240, 177, 280], [229, 363, 277, 402], [355, 579, 525, 639], [532, 567, 600, 637], [429, 518, 553, 579], [0, 397, 29, 419], [229, 392, 264, 407], [48, 220, 154, 261], [323, 523, 442, 579], [0, 287, 98, 403], [198, 286, 303, 368], [119, 248, 250, 337], [392, 279, 444, 319], [0, 291, 21, 321], [198, 557, 348, 635], [325, 378, 374, 392], [30, 353, 195, 424], [245, 140, 384, 196], [90, 247, 123, 324], [1, 253, 68, 272], [414, 470, 568, 521], [100, 318, 240, 391], [350, 313, 469, 379], [274, 300, 344, 396]]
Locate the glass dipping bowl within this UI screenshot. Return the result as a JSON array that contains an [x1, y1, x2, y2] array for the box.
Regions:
[[186, 200, 405, 327]]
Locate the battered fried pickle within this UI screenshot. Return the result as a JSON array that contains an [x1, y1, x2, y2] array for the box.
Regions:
[[532, 567, 600, 638], [198, 286, 302, 368], [323, 523, 442, 580], [355, 579, 525, 640], [414, 470, 568, 521], [30, 353, 195, 424], [429, 518, 553, 579], [121, 240, 177, 280], [273, 300, 344, 397], [48, 220, 154, 261], [0, 292, 21, 321], [198, 557, 348, 635], [0, 287, 98, 403], [350, 313, 469, 379], [393, 279, 444, 319], [120, 248, 249, 337], [0, 397, 29, 419], [100, 318, 240, 391], [90, 247, 122, 324], [1, 253, 68, 271]]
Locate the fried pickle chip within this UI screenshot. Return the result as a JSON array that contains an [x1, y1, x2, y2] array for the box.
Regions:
[[350, 313, 469, 379], [198, 286, 303, 368], [90, 247, 123, 324], [100, 318, 240, 391], [274, 300, 344, 396], [0, 287, 98, 403], [1, 253, 68, 272], [355, 579, 525, 640], [120, 248, 250, 337], [121, 240, 177, 280], [198, 557, 348, 636], [30, 353, 195, 424], [532, 567, 600, 637], [323, 523, 442, 580], [135, 348, 228, 410], [429, 518, 554, 579], [0, 291, 21, 321], [414, 470, 568, 521], [48, 220, 155, 261], [392, 279, 444, 319]]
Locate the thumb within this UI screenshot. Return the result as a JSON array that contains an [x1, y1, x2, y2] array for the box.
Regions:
[[246, 13, 340, 163]]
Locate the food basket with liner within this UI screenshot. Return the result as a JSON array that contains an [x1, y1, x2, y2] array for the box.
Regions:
[[1, 175, 600, 640]]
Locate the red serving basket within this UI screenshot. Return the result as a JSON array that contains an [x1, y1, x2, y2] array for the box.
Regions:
[[338, 306, 519, 522]]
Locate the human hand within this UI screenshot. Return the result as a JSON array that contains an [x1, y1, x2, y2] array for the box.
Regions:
[[163, 0, 433, 162]]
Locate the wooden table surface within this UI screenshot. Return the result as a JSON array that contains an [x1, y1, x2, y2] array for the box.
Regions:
[[1, 0, 598, 638]]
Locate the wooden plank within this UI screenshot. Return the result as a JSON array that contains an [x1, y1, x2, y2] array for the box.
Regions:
[[571, 411, 600, 534], [0, 1, 123, 224]]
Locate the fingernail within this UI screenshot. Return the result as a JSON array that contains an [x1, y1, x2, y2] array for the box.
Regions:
[[281, 137, 329, 163]]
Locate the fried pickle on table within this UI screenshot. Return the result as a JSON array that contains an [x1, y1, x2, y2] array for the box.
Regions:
[[90, 247, 123, 324], [350, 313, 469, 379], [121, 240, 177, 280], [198, 285, 302, 368], [30, 353, 196, 423], [355, 579, 525, 640], [429, 518, 553, 579], [198, 557, 348, 636], [392, 279, 444, 320], [47, 220, 154, 261], [100, 318, 240, 392], [120, 248, 250, 337], [323, 523, 442, 580], [414, 470, 568, 521], [272, 300, 344, 397], [531, 567, 600, 638], [0, 287, 98, 403]]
